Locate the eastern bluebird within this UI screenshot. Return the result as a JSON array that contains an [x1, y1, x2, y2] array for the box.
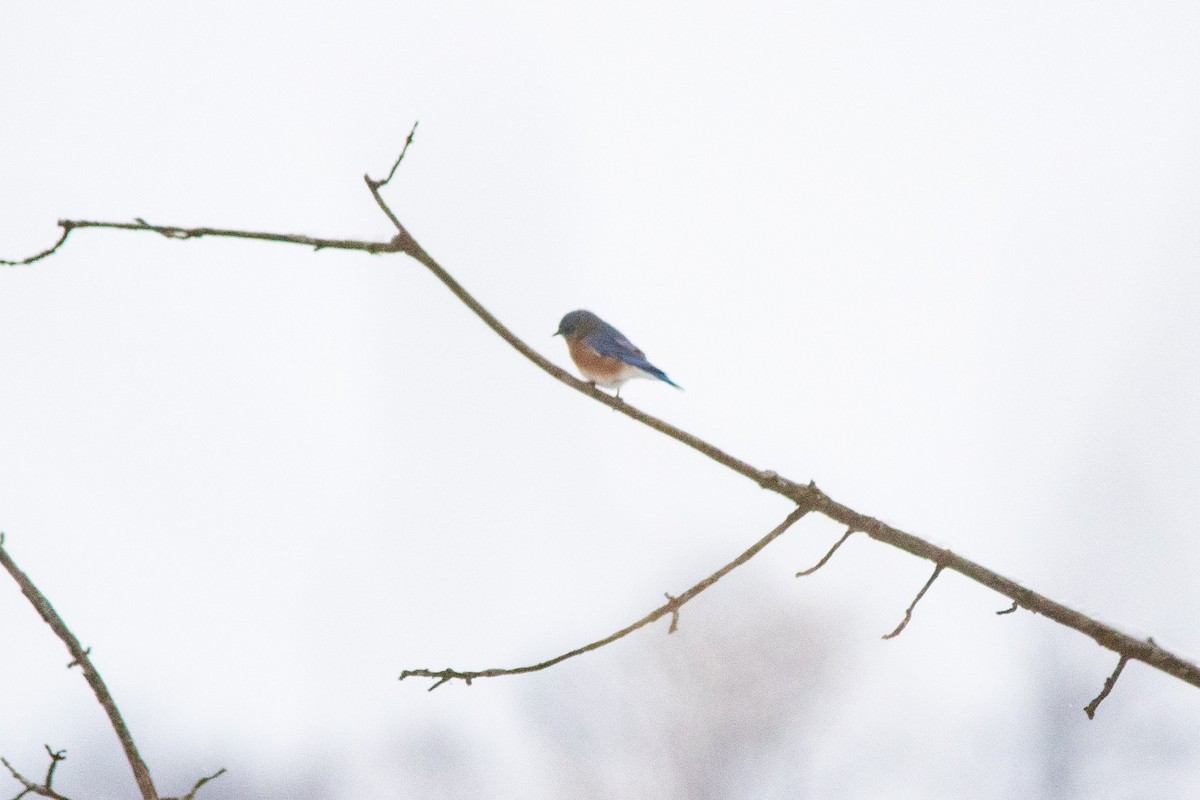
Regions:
[[555, 309, 681, 396]]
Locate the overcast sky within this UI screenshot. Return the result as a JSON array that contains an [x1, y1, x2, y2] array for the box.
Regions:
[[3, 2, 1200, 798]]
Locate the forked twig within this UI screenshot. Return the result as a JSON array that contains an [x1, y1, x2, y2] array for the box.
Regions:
[[1, 746, 70, 800]]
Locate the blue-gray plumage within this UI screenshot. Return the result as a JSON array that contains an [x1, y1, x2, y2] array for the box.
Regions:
[[555, 310, 681, 394]]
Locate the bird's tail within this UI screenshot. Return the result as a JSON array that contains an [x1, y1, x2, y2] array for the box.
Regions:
[[634, 361, 682, 390]]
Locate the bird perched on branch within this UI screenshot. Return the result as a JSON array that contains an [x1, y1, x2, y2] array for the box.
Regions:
[[555, 309, 681, 397]]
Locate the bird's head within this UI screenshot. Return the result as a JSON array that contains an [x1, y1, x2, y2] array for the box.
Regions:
[[554, 309, 600, 340]]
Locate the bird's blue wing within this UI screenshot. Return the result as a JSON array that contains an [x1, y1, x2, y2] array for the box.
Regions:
[[583, 327, 680, 388], [584, 325, 643, 361]]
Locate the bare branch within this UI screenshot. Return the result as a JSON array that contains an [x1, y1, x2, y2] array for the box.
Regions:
[[399, 506, 811, 688], [1085, 654, 1131, 719], [0, 542, 159, 800], [1, 747, 70, 800], [5, 138, 1200, 707], [795, 527, 855, 577], [882, 564, 944, 640]]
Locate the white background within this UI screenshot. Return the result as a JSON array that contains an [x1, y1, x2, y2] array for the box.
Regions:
[[3, 2, 1200, 797]]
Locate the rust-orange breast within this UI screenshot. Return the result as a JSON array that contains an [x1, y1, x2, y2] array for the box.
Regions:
[[567, 339, 642, 388]]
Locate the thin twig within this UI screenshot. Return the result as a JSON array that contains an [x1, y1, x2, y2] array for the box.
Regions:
[[0, 225, 74, 266], [882, 564, 944, 640], [996, 601, 1019, 615], [62, 220, 401, 255], [0, 543, 159, 800], [399, 506, 811, 688], [1084, 654, 1130, 719], [796, 528, 855, 577], [165, 768, 227, 800], [369, 121, 419, 190], [39, 748, 64, 797]]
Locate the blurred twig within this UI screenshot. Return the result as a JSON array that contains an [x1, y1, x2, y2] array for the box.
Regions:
[[0, 542, 227, 799], [0, 542, 159, 800], [1, 746, 70, 800]]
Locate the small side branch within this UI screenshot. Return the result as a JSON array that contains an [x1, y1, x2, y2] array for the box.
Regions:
[[0, 541, 159, 800], [1084, 654, 1130, 719], [996, 601, 1019, 615], [164, 768, 227, 800], [882, 564, 944, 640], [1, 745, 70, 800], [369, 121, 419, 191], [664, 593, 682, 634], [795, 528, 855, 577], [399, 505, 811, 689]]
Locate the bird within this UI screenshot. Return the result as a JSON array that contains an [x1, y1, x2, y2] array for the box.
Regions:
[[554, 309, 681, 397]]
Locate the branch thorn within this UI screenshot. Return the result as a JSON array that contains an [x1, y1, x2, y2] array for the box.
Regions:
[[66, 647, 91, 669]]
